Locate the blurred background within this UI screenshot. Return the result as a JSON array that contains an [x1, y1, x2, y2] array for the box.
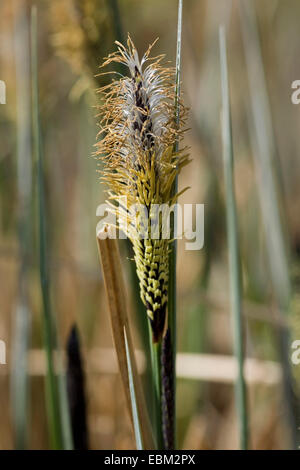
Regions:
[[0, 0, 300, 450]]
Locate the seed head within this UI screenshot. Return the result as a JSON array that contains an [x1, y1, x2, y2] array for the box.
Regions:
[[96, 36, 189, 342]]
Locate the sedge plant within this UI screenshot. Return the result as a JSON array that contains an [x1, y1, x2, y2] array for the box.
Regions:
[[96, 35, 189, 449]]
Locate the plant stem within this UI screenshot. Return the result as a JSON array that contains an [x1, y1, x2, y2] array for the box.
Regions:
[[147, 317, 166, 450], [161, 328, 175, 449], [219, 25, 249, 450], [152, 338, 163, 449], [31, 6, 62, 449]]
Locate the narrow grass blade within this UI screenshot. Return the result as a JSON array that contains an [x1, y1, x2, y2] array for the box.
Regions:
[[165, 0, 183, 449], [11, 300, 30, 448], [219, 26, 249, 450], [11, 0, 32, 449], [169, 0, 183, 350], [97, 227, 154, 449], [124, 328, 143, 450], [31, 6, 63, 449]]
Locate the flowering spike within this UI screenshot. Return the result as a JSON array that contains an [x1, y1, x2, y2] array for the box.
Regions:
[[96, 36, 189, 343]]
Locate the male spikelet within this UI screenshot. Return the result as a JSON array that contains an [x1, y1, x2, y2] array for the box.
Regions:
[[96, 36, 189, 343]]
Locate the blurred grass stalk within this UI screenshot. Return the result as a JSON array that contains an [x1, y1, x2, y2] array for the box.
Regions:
[[239, 0, 290, 310], [219, 26, 249, 450], [31, 6, 72, 450], [11, 0, 32, 449], [106, 0, 124, 45], [239, 0, 298, 447]]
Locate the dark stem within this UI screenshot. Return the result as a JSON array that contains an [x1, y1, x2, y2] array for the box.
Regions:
[[161, 328, 175, 449], [66, 324, 88, 450]]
